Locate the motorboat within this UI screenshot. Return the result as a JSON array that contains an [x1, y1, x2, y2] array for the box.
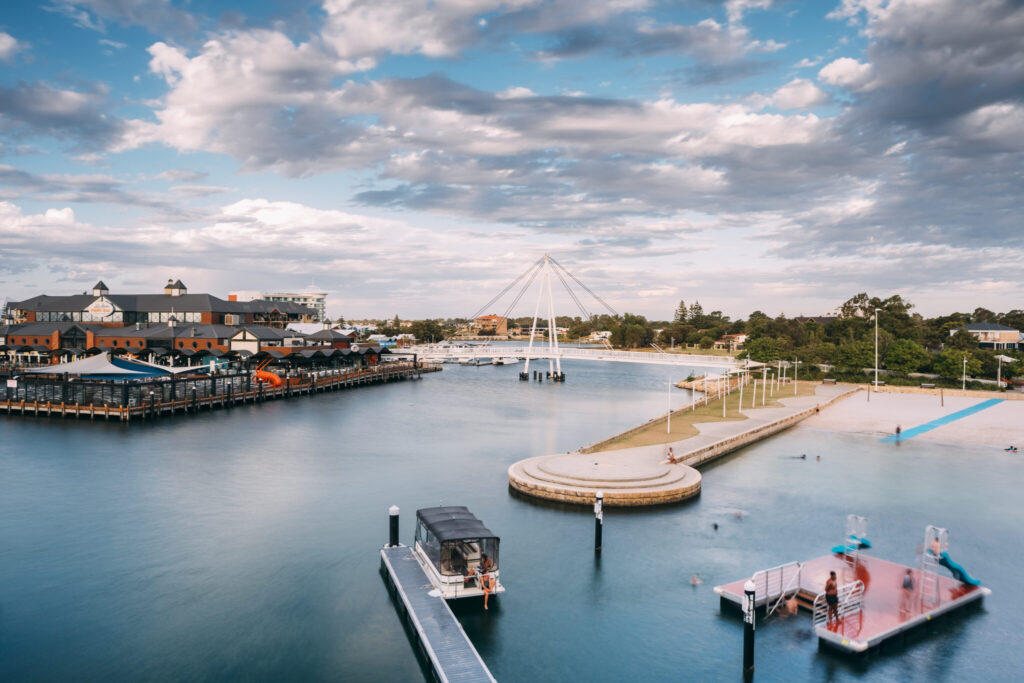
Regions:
[[413, 506, 504, 600], [492, 357, 520, 365]]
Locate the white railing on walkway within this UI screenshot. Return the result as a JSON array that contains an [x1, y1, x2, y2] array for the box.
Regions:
[[409, 345, 741, 369]]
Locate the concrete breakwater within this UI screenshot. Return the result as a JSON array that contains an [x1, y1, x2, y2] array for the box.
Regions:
[[508, 383, 859, 507]]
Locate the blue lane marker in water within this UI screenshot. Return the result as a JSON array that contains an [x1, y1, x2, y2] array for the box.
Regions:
[[880, 398, 1004, 442]]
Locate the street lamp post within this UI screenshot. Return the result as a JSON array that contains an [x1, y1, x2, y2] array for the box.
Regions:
[[962, 356, 967, 391], [874, 308, 881, 391]]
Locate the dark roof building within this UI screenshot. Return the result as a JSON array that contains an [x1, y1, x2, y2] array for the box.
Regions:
[[6, 278, 316, 328]]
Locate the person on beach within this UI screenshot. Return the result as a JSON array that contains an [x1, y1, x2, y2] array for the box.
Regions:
[[896, 425, 902, 438], [825, 571, 839, 627], [480, 572, 495, 610], [900, 569, 914, 615]]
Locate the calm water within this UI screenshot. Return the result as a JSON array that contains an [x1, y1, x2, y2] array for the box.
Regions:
[[1, 359, 1020, 682]]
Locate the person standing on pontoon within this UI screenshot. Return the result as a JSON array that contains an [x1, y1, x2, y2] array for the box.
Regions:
[[825, 571, 839, 627]]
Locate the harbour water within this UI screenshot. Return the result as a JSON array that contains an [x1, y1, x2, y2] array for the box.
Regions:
[[1, 359, 1020, 681]]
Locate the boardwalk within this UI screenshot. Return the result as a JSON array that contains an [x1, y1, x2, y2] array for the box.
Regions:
[[1, 363, 438, 422], [380, 546, 495, 683]]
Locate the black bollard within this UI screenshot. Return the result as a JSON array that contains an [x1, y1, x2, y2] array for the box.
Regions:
[[743, 579, 755, 677], [388, 505, 400, 547], [594, 491, 603, 552]]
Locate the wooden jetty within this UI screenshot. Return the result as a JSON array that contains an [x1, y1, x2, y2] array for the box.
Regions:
[[380, 545, 496, 683], [1, 362, 440, 423], [715, 552, 989, 655]]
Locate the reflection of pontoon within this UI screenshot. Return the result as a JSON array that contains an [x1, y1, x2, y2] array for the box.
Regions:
[[413, 506, 504, 600]]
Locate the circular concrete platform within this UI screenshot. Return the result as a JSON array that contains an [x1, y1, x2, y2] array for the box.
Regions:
[[508, 452, 701, 506]]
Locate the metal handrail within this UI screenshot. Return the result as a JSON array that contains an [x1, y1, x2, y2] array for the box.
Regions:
[[813, 579, 864, 629], [752, 561, 802, 613]]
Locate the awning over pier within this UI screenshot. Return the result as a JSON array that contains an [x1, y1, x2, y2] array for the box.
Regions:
[[21, 352, 175, 379]]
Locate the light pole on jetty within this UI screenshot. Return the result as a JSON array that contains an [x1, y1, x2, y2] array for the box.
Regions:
[[874, 308, 881, 392]]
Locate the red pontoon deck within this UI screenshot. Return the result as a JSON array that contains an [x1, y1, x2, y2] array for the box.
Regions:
[[715, 553, 990, 654]]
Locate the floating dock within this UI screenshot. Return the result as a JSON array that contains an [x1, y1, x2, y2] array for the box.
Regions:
[[380, 546, 495, 683], [715, 553, 989, 654]]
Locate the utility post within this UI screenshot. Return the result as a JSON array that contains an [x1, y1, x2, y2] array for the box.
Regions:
[[874, 308, 881, 392]]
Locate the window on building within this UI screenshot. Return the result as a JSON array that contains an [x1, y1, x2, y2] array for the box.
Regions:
[[206, 342, 212, 348], [192, 341, 198, 349]]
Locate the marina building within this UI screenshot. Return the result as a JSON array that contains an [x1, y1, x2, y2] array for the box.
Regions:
[[8, 280, 317, 328], [229, 289, 328, 322]]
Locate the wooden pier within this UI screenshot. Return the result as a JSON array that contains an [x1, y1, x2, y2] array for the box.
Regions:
[[1, 363, 440, 423], [380, 546, 495, 683]]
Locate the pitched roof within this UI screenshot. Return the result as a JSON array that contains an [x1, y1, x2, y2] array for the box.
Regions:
[[93, 281, 108, 290], [964, 322, 1017, 332], [7, 293, 316, 316]]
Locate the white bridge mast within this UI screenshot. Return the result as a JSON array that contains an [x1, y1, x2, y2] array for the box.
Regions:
[[523, 254, 562, 380]]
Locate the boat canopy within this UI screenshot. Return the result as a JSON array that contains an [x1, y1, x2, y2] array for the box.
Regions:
[[417, 506, 497, 542]]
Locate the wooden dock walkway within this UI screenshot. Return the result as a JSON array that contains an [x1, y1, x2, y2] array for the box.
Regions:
[[380, 546, 495, 683], [1, 363, 440, 423]]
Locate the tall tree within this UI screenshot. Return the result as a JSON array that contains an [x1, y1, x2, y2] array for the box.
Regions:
[[674, 300, 688, 323]]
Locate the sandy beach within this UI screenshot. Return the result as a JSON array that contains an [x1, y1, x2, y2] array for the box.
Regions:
[[796, 388, 1024, 448]]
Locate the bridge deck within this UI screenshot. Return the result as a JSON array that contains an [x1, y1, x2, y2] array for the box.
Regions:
[[381, 546, 495, 683]]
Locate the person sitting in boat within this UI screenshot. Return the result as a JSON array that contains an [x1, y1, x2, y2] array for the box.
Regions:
[[1005, 445, 1018, 453], [479, 553, 494, 573]]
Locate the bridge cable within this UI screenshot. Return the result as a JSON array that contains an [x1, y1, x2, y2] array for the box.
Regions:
[[551, 264, 592, 321], [466, 257, 543, 322], [549, 257, 619, 317], [499, 261, 545, 321]]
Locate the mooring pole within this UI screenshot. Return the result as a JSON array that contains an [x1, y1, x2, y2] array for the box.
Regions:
[[743, 579, 756, 677], [594, 491, 603, 553], [388, 505, 400, 547]]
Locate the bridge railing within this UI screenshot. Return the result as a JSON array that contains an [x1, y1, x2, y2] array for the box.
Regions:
[[410, 345, 740, 368]]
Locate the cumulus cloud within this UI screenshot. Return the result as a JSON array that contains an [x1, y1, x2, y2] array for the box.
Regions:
[[772, 78, 828, 109], [0, 32, 23, 61], [818, 57, 875, 91], [0, 81, 125, 151]]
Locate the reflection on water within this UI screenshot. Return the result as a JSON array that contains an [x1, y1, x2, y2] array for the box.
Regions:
[[0, 359, 1019, 682]]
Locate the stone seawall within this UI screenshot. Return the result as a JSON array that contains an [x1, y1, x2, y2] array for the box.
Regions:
[[679, 388, 857, 467], [508, 384, 859, 507], [872, 385, 1024, 401]]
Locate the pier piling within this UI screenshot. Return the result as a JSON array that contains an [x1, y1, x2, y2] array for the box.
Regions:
[[594, 491, 603, 553]]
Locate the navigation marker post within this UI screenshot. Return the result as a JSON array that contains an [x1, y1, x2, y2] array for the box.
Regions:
[[388, 506, 400, 547], [743, 579, 756, 677], [594, 491, 603, 553]]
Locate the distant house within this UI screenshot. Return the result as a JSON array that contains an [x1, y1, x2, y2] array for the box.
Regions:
[[714, 333, 747, 352], [474, 315, 508, 335], [956, 322, 1020, 350]]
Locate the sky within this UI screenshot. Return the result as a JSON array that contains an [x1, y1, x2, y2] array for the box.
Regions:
[[0, 0, 1022, 321]]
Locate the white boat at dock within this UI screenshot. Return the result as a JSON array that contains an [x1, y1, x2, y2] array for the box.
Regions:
[[492, 357, 520, 365]]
